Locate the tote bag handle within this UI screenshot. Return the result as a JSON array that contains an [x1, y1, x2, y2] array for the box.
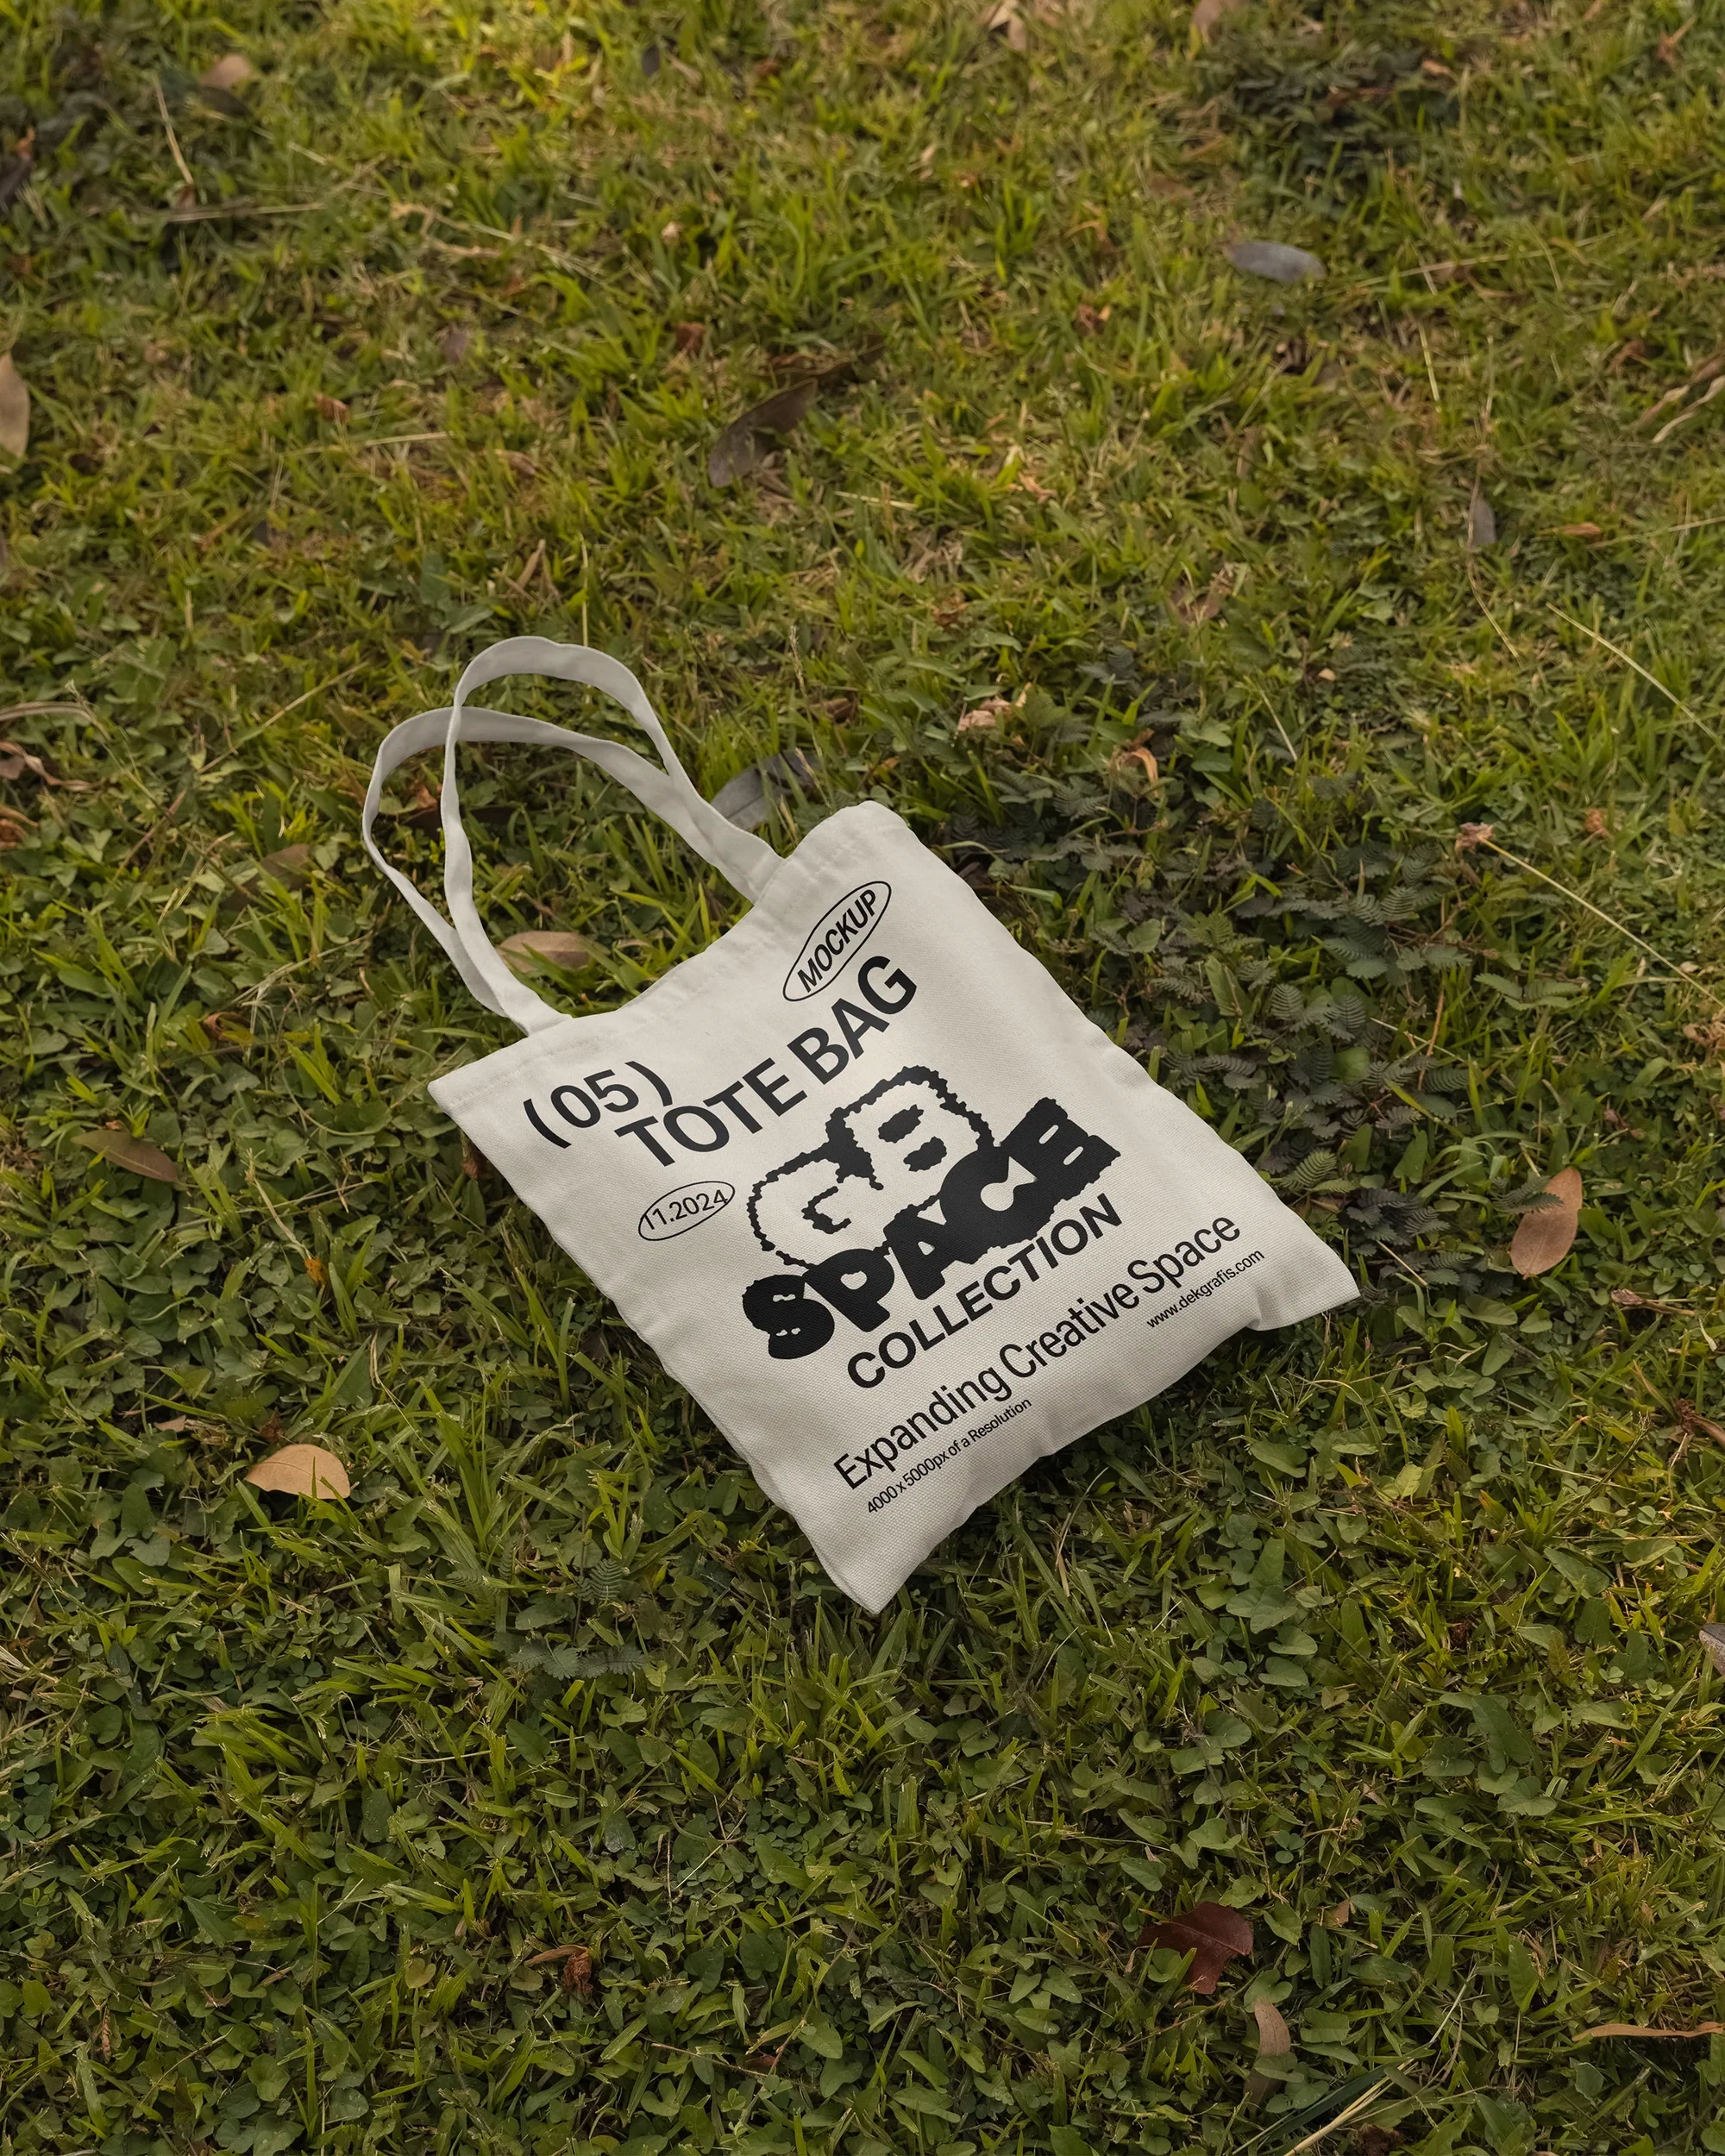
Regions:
[[361, 636, 782, 1034]]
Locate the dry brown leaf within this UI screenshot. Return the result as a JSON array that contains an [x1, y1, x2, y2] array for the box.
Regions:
[[1467, 486, 1497, 550], [1170, 568, 1232, 627], [1455, 820, 1495, 850], [1554, 522, 1603, 539], [74, 1129, 179, 1182], [461, 1137, 492, 1181], [499, 929, 599, 976], [986, 0, 1029, 51], [1583, 807, 1609, 837], [1113, 744, 1159, 783], [200, 53, 255, 90], [0, 740, 56, 783], [0, 353, 29, 461], [260, 843, 312, 888], [525, 1944, 594, 1995], [1682, 1014, 1725, 1057], [1510, 1166, 1583, 1277], [1580, 2019, 1722, 2040], [1655, 18, 1692, 66], [315, 393, 350, 424], [957, 691, 1025, 736], [1192, 0, 1244, 37], [1137, 1902, 1253, 1995], [1244, 1995, 1292, 2105], [246, 1443, 352, 1501], [709, 379, 819, 486], [674, 320, 706, 354], [1675, 1400, 1725, 1448]]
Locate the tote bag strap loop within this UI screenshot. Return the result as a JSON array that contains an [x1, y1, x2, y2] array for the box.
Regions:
[[361, 637, 782, 1034]]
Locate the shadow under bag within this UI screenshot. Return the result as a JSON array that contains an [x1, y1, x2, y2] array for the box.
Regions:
[[363, 637, 1358, 1611]]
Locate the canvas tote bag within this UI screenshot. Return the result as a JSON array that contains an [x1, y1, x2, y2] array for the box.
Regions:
[[362, 637, 1358, 1612]]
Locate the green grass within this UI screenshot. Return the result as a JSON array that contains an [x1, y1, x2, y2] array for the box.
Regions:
[[4, 0, 1725, 2151]]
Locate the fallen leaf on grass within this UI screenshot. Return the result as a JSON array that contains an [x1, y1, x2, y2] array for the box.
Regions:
[[260, 843, 312, 887], [1170, 568, 1233, 626], [315, 393, 350, 424], [224, 844, 312, 915], [1467, 487, 1497, 549], [1227, 240, 1325, 284], [74, 1130, 179, 1183], [1583, 807, 1609, 837], [199, 53, 254, 90], [1675, 1400, 1725, 1448], [957, 694, 1021, 735], [708, 379, 818, 486], [439, 325, 473, 366], [246, 1444, 351, 1501], [1682, 1014, 1725, 1056], [525, 1945, 594, 1995], [1138, 1902, 1253, 1995], [674, 320, 706, 354], [1579, 2019, 1723, 2040], [1655, 20, 1693, 67], [1509, 1166, 1583, 1276], [1113, 743, 1159, 782], [1192, 0, 1244, 38], [499, 929, 599, 977], [712, 748, 817, 830], [1245, 1996, 1292, 2104], [0, 741, 58, 784], [1553, 522, 1603, 540], [0, 353, 30, 460], [986, 0, 1029, 52]]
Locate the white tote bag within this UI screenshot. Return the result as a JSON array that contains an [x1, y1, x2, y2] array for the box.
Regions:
[[363, 638, 1357, 1611]]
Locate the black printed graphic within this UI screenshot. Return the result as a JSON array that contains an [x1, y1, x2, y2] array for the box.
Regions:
[[781, 881, 891, 1001], [741, 1066, 1120, 1360], [638, 1181, 736, 1242]]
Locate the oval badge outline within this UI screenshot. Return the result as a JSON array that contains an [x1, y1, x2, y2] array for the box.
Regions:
[[781, 880, 893, 1002], [638, 1180, 737, 1242]]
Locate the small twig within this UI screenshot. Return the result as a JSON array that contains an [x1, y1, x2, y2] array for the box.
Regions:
[[153, 78, 196, 198]]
